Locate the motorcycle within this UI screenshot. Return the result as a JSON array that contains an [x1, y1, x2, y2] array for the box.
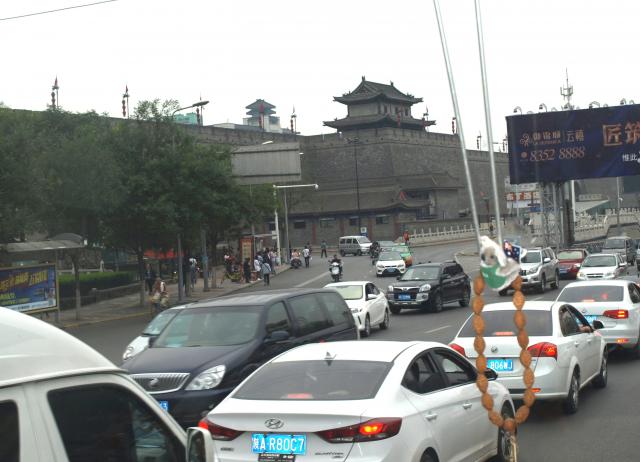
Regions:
[[329, 261, 342, 282], [370, 247, 380, 265], [290, 257, 302, 269]]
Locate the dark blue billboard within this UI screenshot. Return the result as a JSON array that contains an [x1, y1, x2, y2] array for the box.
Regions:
[[507, 105, 640, 184], [0, 264, 58, 313]]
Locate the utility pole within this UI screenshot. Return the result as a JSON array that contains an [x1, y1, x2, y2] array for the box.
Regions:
[[616, 176, 622, 235]]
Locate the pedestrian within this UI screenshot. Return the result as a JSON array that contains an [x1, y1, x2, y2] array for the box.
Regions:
[[243, 258, 251, 283], [189, 257, 197, 290], [320, 239, 328, 258], [254, 255, 262, 280], [403, 230, 410, 246], [303, 245, 311, 268], [144, 263, 156, 295], [150, 277, 169, 314], [489, 223, 495, 238], [182, 258, 190, 295], [268, 248, 277, 274], [261, 260, 272, 286]]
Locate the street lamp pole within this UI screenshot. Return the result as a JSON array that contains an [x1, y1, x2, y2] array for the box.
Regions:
[[273, 184, 319, 263], [171, 99, 210, 301], [617, 176, 622, 235]]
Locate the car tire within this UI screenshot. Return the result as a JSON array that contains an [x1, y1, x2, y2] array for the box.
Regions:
[[380, 309, 390, 330], [459, 286, 470, 307], [496, 403, 516, 462], [498, 288, 509, 297], [550, 271, 559, 290], [562, 370, 580, 414], [362, 315, 371, 337], [357, 249, 362, 256], [592, 350, 608, 389], [431, 292, 443, 313], [390, 304, 401, 315], [420, 451, 437, 462], [537, 275, 546, 294]]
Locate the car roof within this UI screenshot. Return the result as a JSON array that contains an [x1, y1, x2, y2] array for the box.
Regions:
[[272, 340, 437, 363], [563, 279, 633, 288], [482, 301, 561, 312], [0, 307, 119, 388], [325, 281, 372, 287], [186, 288, 340, 309], [585, 253, 618, 257]]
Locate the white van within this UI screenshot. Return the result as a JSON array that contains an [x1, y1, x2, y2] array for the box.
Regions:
[[0, 307, 187, 462], [338, 235, 372, 256]]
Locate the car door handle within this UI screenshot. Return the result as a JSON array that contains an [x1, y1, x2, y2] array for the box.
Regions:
[[424, 412, 438, 421], [462, 402, 472, 410]]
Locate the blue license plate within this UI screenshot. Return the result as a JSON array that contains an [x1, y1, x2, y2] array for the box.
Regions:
[[559, 268, 568, 273], [398, 294, 411, 301], [487, 359, 514, 372], [252, 434, 306, 455], [158, 400, 169, 412], [584, 315, 597, 324]]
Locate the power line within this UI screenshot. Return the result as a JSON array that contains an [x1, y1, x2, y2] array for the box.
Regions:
[[0, 0, 118, 22]]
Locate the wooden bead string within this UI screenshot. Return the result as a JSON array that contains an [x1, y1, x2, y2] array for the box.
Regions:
[[472, 275, 536, 434]]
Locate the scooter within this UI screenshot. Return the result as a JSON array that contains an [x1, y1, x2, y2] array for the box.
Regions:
[[290, 257, 302, 269], [329, 261, 342, 282]]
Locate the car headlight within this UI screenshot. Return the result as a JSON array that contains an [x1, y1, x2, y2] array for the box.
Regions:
[[419, 284, 431, 293], [185, 365, 226, 391], [573, 263, 581, 269], [122, 346, 135, 361], [577, 271, 585, 278], [388, 285, 394, 293], [526, 266, 539, 275], [377, 264, 384, 268]]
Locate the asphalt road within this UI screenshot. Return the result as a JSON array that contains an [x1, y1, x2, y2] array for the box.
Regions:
[[67, 242, 640, 461]]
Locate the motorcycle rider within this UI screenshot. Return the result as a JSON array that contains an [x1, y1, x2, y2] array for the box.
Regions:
[[330, 254, 343, 276]]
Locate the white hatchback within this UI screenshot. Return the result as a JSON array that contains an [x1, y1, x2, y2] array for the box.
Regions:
[[197, 341, 515, 462], [557, 280, 640, 357], [375, 251, 406, 277], [577, 253, 625, 281], [451, 301, 608, 414], [325, 281, 390, 337]]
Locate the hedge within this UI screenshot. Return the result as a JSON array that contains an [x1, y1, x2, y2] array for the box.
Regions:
[[59, 271, 136, 298]]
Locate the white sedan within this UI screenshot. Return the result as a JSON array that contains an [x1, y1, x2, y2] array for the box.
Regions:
[[451, 301, 607, 414], [557, 280, 640, 357], [197, 341, 516, 462], [577, 253, 624, 280], [325, 281, 390, 337], [375, 251, 406, 277]]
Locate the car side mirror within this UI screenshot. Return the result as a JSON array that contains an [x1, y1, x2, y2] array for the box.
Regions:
[[543, 257, 551, 263], [485, 368, 498, 381], [147, 335, 158, 347], [265, 330, 290, 343], [186, 427, 215, 462], [441, 273, 451, 280], [366, 293, 377, 301], [592, 320, 605, 330]]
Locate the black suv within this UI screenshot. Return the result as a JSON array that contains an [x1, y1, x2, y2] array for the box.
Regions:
[[386, 261, 471, 314], [123, 288, 358, 428]]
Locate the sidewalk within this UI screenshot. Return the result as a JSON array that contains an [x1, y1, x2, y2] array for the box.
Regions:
[[49, 265, 291, 329]]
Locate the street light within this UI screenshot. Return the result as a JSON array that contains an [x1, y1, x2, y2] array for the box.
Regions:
[[620, 98, 627, 106], [171, 100, 210, 301], [273, 184, 319, 263], [539, 103, 548, 112], [513, 106, 522, 114], [589, 101, 600, 109], [346, 138, 362, 234]]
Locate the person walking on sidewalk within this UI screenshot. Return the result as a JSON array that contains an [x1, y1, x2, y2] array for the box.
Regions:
[[269, 248, 277, 274], [320, 239, 328, 258], [261, 260, 272, 286], [243, 258, 251, 283], [303, 245, 311, 268], [144, 264, 156, 295], [150, 277, 169, 314], [254, 255, 262, 281]]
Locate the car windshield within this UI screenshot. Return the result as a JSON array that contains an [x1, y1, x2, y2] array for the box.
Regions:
[[603, 239, 626, 249], [378, 251, 402, 261], [232, 360, 391, 401], [378, 241, 396, 247], [521, 251, 541, 263], [557, 250, 584, 260], [401, 266, 440, 280], [331, 285, 363, 301], [154, 306, 261, 347], [582, 255, 617, 267], [392, 246, 409, 254], [358, 236, 371, 244], [142, 309, 180, 336], [459, 310, 552, 337], [557, 285, 624, 303]]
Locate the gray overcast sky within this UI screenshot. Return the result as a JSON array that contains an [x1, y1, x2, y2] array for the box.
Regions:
[[2, 0, 637, 149]]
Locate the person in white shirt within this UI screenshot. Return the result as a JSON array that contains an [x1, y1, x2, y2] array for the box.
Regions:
[[302, 246, 311, 268]]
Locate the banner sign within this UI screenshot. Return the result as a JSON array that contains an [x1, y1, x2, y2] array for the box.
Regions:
[[0, 265, 58, 313], [507, 105, 640, 184]]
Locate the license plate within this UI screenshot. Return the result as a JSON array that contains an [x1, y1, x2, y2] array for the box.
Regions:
[[252, 434, 306, 456], [584, 315, 597, 324], [559, 268, 567, 273], [487, 359, 514, 372], [387, 268, 397, 272], [398, 294, 411, 301], [158, 400, 169, 412]]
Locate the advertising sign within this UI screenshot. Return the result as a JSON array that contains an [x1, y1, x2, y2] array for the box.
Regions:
[[0, 264, 58, 314], [507, 105, 640, 184], [240, 237, 253, 265]]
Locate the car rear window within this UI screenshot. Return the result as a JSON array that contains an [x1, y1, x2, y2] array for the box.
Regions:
[[233, 360, 391, 401], [603, 239, 626, 249], [558, 285, 624, 303], [458, 310, 552, 337], [557, 250, 583, 260]]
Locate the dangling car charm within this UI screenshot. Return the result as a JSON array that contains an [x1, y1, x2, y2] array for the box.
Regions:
[[479, 236, 521, 291]]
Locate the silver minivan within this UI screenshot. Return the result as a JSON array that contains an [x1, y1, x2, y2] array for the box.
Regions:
[[338, 235, 372, 256], [602, 236, 636, 265]]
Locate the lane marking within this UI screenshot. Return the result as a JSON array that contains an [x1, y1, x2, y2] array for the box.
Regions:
[[424, 325, 451, 334], [295, 271, 332, 287]]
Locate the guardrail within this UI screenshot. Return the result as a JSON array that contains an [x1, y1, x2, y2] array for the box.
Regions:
[[405, 224, 490, 246]]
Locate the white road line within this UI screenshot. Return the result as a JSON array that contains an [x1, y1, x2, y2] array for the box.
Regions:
[[424, 325, 451, 334], [295, 271, 331, 288]]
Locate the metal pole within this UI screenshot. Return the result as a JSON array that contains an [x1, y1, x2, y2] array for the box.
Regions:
[[571, 180, 576, 225], [201, 228, 209, 292], [474, 0, 502, 245], [177, 233, 184, 302], [433, 0, 482, 251], [273, 187, 281, 263], [617, 177, 622, 234], [284, 189, 290, 263], [354, 140, 362, 233], [515, 183, 520, 219]]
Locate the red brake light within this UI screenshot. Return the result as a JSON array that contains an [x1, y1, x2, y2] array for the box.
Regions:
[[603, 309, 628, 319], [528, 342, 558, 360], [317, 418, 402, 443], [198, 418, 243, 441], [449, 343, 466, 357]]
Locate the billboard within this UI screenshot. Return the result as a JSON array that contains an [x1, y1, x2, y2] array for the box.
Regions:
[[0, 264, 59, 314], [507, 105, 640, 184]]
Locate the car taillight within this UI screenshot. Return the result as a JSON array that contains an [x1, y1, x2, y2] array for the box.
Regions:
[[603, 309, 628, 319], [449, 343, 466, 357], [198, 418, 243, 441], [316, 418, 402, 443], [528, 342, 557, 360]]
